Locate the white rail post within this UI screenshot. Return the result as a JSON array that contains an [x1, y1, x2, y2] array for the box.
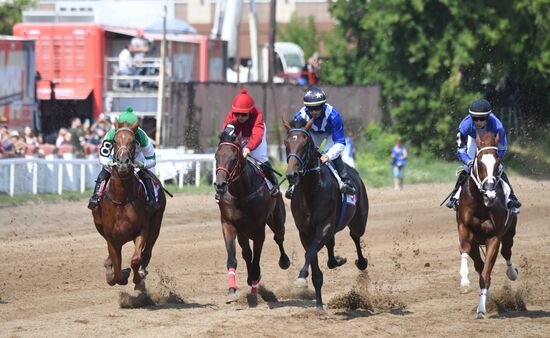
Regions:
[[58, 163, 63, 195], [195, 160, 201, 187], [32, 161, 38, 195], [80, 163, 86, 193], [212, 159, 216, 184], [178, 162, 184, 189], [9, 163, 15, 196]]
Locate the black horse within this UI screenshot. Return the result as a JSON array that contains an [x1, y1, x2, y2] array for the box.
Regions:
[[284, 119, 369, 309], [214, 129, 290, 302]]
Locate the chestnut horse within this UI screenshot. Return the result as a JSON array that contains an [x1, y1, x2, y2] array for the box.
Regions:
[[456, 132, 518, 319], [91, 119, 166, 291], [284, 119, 369, 309], [214, 130, 290, 301]]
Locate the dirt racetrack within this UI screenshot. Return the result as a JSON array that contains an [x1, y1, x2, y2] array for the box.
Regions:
[[1, 177, 549, 337]]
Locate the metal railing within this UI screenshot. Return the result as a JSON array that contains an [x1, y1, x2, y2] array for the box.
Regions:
[[0, 154, 215, 196]]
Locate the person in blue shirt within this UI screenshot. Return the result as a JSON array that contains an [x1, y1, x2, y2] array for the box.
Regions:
[[286, 86, 356, 199], [391, 138, 408, 190], [446, 98, 521, 211]]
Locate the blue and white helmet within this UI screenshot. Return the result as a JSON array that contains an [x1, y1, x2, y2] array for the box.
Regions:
[[303, 87, 327, 108], [469, 99, 492, 117]]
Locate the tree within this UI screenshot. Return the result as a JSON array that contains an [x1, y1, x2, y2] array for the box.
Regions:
[[325, 0, 550, 157], [278, 12, 319, 60], [0, 0, 35, 35]]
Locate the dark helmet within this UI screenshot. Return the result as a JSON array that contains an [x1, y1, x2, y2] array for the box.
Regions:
[[303, 87, 327, 108], [469, 99, 492, 117]]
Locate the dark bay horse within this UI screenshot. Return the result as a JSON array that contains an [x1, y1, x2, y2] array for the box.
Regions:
[[91, 119, 166, 291], [456, 132, 518, 319], [214, 130, 290, 301], [284, 119, 369, 309]]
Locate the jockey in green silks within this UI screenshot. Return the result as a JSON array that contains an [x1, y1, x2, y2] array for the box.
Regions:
[[87, 107, 158, 211]]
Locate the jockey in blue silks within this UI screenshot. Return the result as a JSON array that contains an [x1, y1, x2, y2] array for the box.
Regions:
[[446, 98, 521, 212], [286, 86, 356, 199]]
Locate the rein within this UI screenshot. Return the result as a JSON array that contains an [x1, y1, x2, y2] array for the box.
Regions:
[[470, 146, 500, 193], [216, 142, 243, 183], [286, 128, 321, 176]]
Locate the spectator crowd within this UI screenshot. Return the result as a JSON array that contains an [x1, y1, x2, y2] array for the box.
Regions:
[[0, 114, 112, 159]]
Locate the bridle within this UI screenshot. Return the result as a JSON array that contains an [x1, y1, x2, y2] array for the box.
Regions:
[[471, 146, 500, 193], [286, 128, 320, 176], [216, 142, 243, 183], [113, 127, 136, 166]]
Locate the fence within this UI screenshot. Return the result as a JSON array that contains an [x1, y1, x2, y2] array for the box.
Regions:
[[0, 153, 215, 196]]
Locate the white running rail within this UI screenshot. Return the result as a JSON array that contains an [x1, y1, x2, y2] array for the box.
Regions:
[[0, 154, 215, 196]]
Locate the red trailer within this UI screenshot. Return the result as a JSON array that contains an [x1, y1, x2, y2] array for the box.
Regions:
[[0, 35, 36, 130], [13, 23, 226, 136]]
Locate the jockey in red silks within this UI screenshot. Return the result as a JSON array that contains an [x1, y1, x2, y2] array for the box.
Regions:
[[219, 88, 279, 199]]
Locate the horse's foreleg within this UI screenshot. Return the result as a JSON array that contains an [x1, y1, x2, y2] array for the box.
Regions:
[[297, 224, 332, 287], [107, 241, 129, 285], [131, 231, 147, 289], [267, 196, 290, 270], [477, 237, 500, 319], [502, 218, 518, 281], [310, 254, 324, 309], [141, 212, 163, 270], [249, 231, 265, 295], [236, 233, 254, 287], [326, 236, 347, 269], [457, 223, 473, 292], [223, 222, 239, 298]]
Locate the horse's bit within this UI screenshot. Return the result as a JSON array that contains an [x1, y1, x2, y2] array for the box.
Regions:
[[286, 128, 320, 176]]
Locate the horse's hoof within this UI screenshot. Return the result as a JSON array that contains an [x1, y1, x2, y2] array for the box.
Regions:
[[138, 267, 148, 279], [279, 255, 291, 270], [327, 256, 347, 269], [476, 311, 486, 320], [355, 258, 368, 271], [106, 278, 116, 286], [506, 267, 518, 281], [134, 280, 146, 292], [226, 288, 239, 304], [460, 279, 470, 293], [294, 277, 308, 288]]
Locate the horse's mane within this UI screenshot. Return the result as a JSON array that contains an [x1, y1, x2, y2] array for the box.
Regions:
[[478, 131, 498, 147]]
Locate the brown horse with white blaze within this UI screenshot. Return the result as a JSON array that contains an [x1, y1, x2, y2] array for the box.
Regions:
[[456, 131, 518, 319], [91, 119, 166, 291]]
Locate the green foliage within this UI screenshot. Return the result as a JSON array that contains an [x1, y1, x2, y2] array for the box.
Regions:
[[0, 0, 35, 35], [278, 12, 319, 60], [324, 0, 550, 157]]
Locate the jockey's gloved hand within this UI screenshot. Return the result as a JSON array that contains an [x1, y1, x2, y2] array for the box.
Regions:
[[134, 160, 144, 169], [465, 160, 474, 173], [107, 160, 116, 167]]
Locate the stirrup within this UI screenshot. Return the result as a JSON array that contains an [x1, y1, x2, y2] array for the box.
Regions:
[[341, 184, 356, 195], [88, 195, 100, 210], [446, 198, 457, 210], [285, 186, 294, 199], [507, 199, 522, 209]]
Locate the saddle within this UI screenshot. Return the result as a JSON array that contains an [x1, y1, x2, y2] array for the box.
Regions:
[[99, 172, 159, 205]]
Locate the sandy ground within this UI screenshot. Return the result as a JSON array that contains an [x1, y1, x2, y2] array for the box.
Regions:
[[1, 177, 549, 337]]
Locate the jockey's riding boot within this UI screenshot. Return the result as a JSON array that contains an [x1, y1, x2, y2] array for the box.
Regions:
[[285, 185, 295, 199], [261, 161, 280, 197], [446, 169, 469, 209], [88, 168, 111, 210], [139, 171, 159, 212], [501, 171, 522, 209], [333, 156, 357, 195]]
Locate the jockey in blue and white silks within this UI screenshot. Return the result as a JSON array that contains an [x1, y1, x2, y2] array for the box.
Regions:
[[286, 86, 356, 199], [446, 98, 521, 212]]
